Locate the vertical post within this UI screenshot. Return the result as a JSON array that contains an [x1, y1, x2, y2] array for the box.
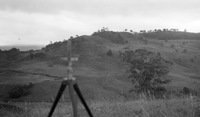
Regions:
[[67, 39, 72, 79], [67, 39, 78, 117]]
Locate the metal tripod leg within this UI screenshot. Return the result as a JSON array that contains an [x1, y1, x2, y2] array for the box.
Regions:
[[48, 81, 68, 117], [73, 83, 94, 117], [68, 81, 78, 117]]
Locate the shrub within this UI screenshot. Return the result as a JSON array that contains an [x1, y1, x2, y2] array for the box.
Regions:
[[8, 84, 33, 99], [143, 39, 148, 44], [106, 49, 113, 56], [182, 49, 187, 53], [181, 87, 198, 96], [190, 58, 194, 62], [6, 48, 20, 60], [182, 87, 191, 95], [170, 44, 175, 49], [138, 36, 143, 40]]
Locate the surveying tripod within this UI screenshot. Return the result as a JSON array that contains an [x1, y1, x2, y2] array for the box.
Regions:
[[48, 39, 94, 117]]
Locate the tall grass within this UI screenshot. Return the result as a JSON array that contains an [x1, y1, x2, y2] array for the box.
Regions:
[[1, 95, 200, 117]]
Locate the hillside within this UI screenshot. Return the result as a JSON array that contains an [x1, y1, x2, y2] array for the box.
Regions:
[[0, 31, 200, 101], [142, 31, 200, 40]]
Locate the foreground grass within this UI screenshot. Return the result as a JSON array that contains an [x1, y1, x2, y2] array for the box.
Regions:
[[1, 97, 200, 117]]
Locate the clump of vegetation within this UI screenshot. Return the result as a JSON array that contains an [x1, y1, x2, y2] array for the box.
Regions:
[[143, 39, 148, 44], [106, 49, 113, 56], [170, 44, 175, 49], [181, 87, 199, 96], [190, 58, 194, 63], [31, 52, 47, 60], [44, 41, 62, 52], [8, 83, 33, 99], [182, 49, 187, 53], [119, 48, 170, 97], [6, 48, 20, 60], [0, 48, 21, 68], [138, 36, 144, 40], [160, 43, 164, 47]]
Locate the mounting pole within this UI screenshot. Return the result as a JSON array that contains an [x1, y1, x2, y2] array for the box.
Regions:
[[47, 39, 94, 117]]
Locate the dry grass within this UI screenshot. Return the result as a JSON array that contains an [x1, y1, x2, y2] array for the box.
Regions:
[[1, 96, 200, 117]]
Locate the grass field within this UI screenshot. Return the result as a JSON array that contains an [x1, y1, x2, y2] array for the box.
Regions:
[[1, 96, 200, 117]]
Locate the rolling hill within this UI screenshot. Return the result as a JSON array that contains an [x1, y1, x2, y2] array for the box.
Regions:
[[0, 31, 200, 101]]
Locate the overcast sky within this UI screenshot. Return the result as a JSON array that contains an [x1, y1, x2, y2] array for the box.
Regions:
[[0, 0, 200, 46]]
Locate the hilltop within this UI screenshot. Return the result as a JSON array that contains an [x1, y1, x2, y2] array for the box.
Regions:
[[0, 30, 200, 101]]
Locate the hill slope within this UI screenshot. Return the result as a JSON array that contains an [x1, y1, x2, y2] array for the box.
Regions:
[[0, 31, 200, 101]]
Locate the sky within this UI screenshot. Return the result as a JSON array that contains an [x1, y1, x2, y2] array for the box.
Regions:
[[0, 0, 200, 46]]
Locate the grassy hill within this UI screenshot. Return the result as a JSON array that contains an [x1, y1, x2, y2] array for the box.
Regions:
[[0, 31, 200, 102]]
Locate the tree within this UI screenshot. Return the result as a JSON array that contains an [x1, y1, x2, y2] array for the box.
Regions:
[[6, 48, 20, 60], [119, 48, 169, 94], [106, 49, 113, 56], [140, 30, 146, 33], [184, 29, 187, 32]]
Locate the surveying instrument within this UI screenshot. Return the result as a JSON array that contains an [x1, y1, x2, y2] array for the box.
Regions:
[[48, 39, 94, 117]]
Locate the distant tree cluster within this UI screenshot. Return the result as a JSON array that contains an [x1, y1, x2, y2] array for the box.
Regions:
[[0, 48, 20, 61], [139, 28, 182, 34], [92, 27, 110, 36]]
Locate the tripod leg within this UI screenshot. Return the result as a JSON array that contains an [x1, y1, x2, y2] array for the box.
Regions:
[[48, 81, 68, 117], [73, 83, 94, 117], [68, 81, 78, 117]]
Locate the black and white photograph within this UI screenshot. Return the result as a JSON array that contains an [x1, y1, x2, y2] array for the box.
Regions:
[[0, 0, 200, 117]]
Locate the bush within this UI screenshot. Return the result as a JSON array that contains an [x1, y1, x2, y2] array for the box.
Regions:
[[190, 58, 194, 62], [143, 39, 148, 44], [182, 49, 187, 53], [170, 44, 175, 49], [8, 84, 33, 99], [106, 49, 113, 56], [6, 48, 20, 60], [182, 87, 191, 95]]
